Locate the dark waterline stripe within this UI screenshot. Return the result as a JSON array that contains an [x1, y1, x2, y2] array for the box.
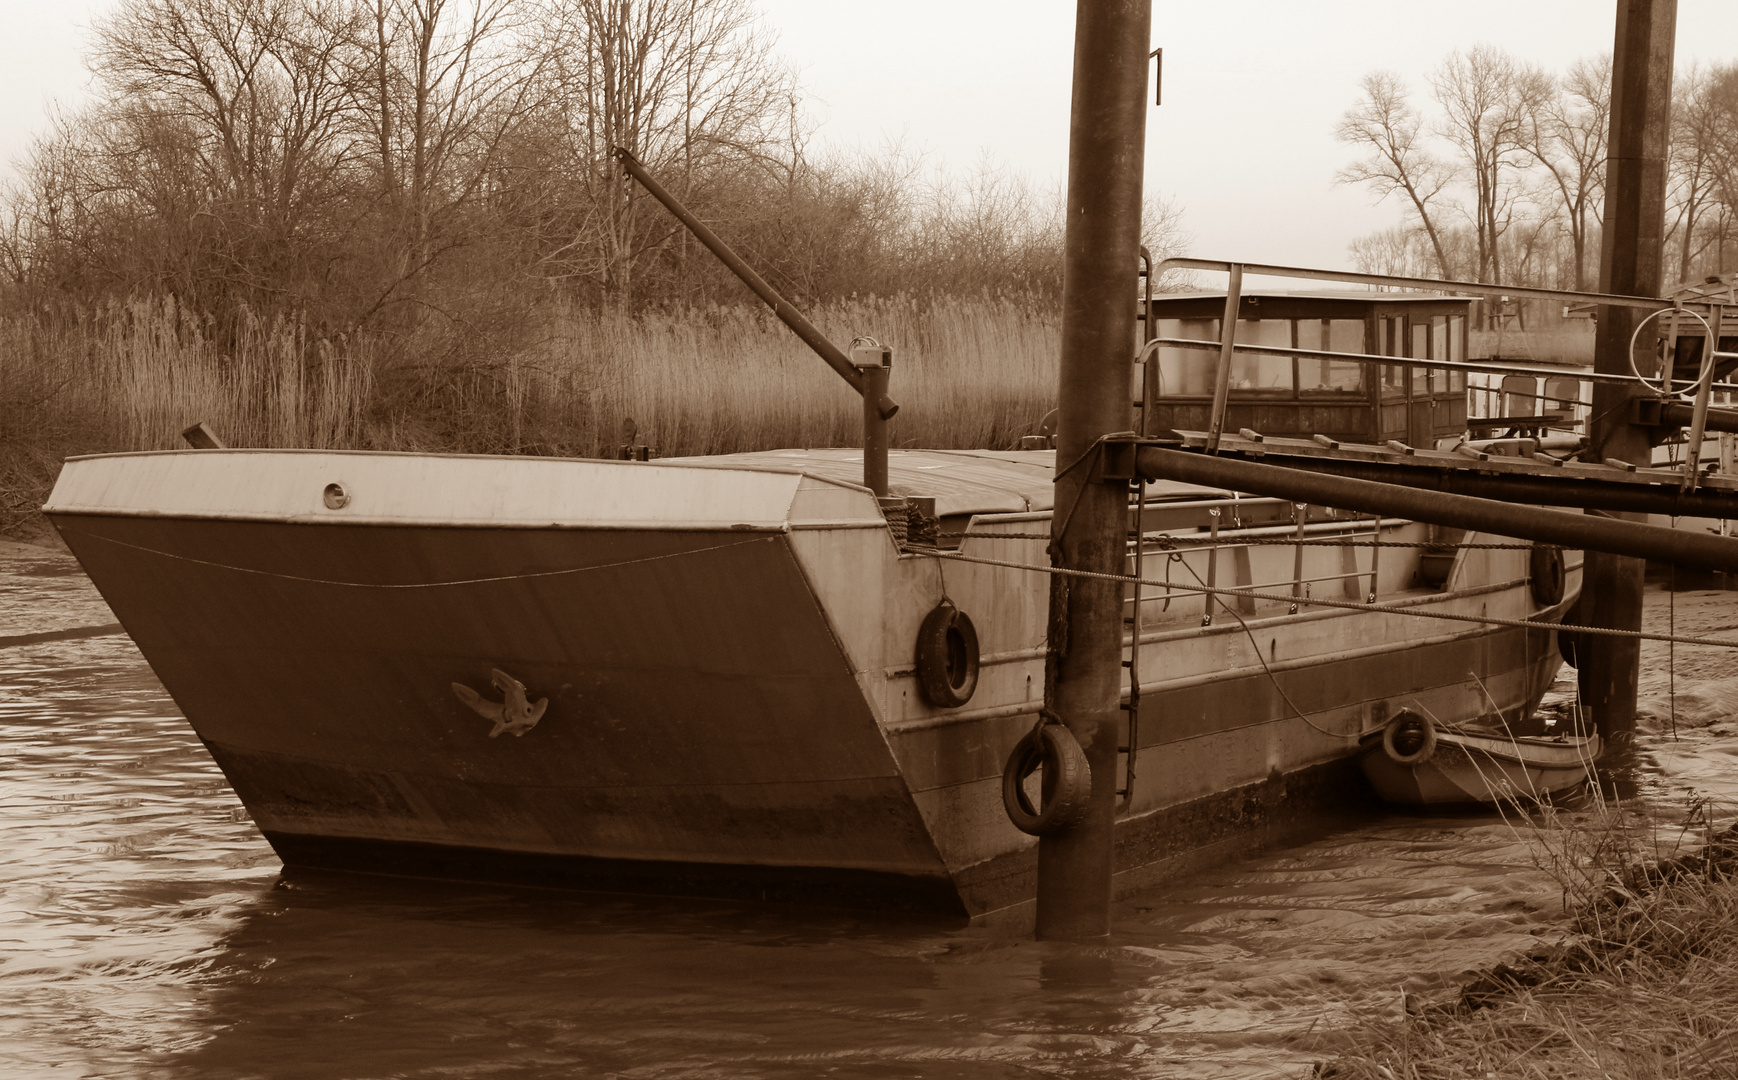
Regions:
[[0, 624, 126, 649]]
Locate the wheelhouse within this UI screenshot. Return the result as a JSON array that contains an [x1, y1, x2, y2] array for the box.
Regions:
[[1140, 292, 1473, 448]]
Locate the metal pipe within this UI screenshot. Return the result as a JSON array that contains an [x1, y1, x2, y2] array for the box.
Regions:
[[1155, 257, 1674, 313], [1685, 303, 1723, 482], [859, 361, 891, 497], [1290, 503, 1307, 613], [1135, 446, 1738, 572], [615, 147, 898, 420], [1205, 454, 1738, 518], [1149, 336, 1647, 386], [1038, 0, 1150, 944], [1660, 400, 1738, 434], [1204, 265, 1243, 453]]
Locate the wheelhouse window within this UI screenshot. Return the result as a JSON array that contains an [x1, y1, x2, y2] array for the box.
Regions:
[[1501, 375, 1537, 416], [1381, 316, 1406, 396], [1544, 377, 1581, 417], [1298, 318, 1366, 393], [1447, 315, 1466, 393], [1155, 318, 1218, 396], [1230, 319, 1292, 391]]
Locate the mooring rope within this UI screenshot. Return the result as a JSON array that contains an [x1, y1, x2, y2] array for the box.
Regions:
[[909, 545, 1738, 651], [941, 530, 1538, 549], [57, 528, 777, 589]]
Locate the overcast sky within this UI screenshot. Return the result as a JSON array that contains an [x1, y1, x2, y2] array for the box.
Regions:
[[4, 1, 1737, 273]]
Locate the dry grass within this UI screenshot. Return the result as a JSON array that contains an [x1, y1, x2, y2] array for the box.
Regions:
[[1318, 801, 1738, 1079], [0, 293, 1059, 535]]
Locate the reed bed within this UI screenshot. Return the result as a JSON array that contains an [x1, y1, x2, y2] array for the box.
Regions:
[[0, 293, 1059, 534], [1318, 801, 1738, 1078], [502, 294, 1060, 457]]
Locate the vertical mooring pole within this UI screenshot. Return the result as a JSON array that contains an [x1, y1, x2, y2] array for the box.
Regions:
[[858, 350, 891, 498], [1036, 0, 1151, 943], [1584, 0, 1676, 746]]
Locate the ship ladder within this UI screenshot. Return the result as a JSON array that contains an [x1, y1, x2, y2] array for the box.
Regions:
[[1119, 477, 1147, 810]]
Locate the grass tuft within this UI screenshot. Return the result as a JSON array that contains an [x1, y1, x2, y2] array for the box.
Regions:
[[1318, 798, 1738, 1079]]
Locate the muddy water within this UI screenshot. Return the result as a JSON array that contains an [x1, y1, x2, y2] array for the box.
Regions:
[[4, 540, 1736, 1080]]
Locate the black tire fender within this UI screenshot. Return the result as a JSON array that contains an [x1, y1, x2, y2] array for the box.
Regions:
[[915, 602, 979, 708], [1002, 723, 1093, 836], [1381, 710, 1438, 768], [1529, 544, 1565, 607]]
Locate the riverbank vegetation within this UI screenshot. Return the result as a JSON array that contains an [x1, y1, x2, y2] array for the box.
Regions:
[[0, 0, 1186, 538], [1320, 580, 1738, 1079], [1319, 802, 1738, 1078]]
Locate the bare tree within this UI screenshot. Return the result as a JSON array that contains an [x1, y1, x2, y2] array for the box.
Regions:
[[87, 0, 364, 311], [1348, 224, 1435, 281], [1335, 71, 1454, 277], [353, 0, 540, 281], [1525, 54, 1609, 290], [1431, 45, 1553, 285], [532, 0, 795, 307]]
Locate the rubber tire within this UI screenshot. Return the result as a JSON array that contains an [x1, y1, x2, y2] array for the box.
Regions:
[[1002, 724, 1093, 836], [1529, 544, 1566, 607], [1380, 710, 1438, 768], [915, 603, 980, 708]]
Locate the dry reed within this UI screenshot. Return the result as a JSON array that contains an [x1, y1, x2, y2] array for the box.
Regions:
[[1317, 799, 1738, 1079], [0, 293, 1059, 533]]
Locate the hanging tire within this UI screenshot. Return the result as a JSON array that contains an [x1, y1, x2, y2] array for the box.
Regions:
[[1529, 544, 1565, 607], [1002, 723, 1093, 836], [1380, 710, 1437, 768], [915, 602, 979, 708]]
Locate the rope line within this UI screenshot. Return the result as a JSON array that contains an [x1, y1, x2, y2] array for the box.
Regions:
[[1170, 549, 1364, 740], [941, 530, 1538, 550], [58, 529, 777, 589], [912, 545, 1738, 651]]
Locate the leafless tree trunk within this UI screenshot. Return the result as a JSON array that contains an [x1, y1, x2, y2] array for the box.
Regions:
[[1525, 54, 1609, 291], [1335, 71, 1454, 277], [354, 0, 539, 290], [1431, 46, 1552, 285], [534, 0, 792, 308], [87, 0, 363, 312]]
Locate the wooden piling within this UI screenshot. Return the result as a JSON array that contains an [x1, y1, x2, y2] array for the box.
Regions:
[[1584, 0, 1677, 746], [1036, 0, 1151, 942]]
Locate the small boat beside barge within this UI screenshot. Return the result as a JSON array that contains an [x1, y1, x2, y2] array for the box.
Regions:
[[1359, 711, 1601, 806]]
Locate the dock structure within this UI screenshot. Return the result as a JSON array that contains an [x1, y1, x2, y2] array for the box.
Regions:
[[1035, 0, 1710, 941]]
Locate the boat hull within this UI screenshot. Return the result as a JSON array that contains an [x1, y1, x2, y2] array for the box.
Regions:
[[1358, 731, 1602, 805], [45, 448, 1581, 921]]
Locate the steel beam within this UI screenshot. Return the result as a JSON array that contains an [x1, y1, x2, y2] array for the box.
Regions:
[[1134, 447, 1738, 572], [1584, 0, 1677, 744], [1660, 401, 1738, 435], [1184, 454, 1738, 520], [1038, 0, 1150, 943], [616, 148, 898, 421]]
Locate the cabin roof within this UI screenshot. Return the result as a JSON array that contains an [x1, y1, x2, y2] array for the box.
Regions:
[[661, 447, 1226, 517]]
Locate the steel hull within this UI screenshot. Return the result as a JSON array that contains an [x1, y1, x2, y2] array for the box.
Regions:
[[45, 448, 1581, 922]]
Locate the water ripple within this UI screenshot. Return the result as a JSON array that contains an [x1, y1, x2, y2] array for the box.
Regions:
[[3, 539, 1735, 1079]]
